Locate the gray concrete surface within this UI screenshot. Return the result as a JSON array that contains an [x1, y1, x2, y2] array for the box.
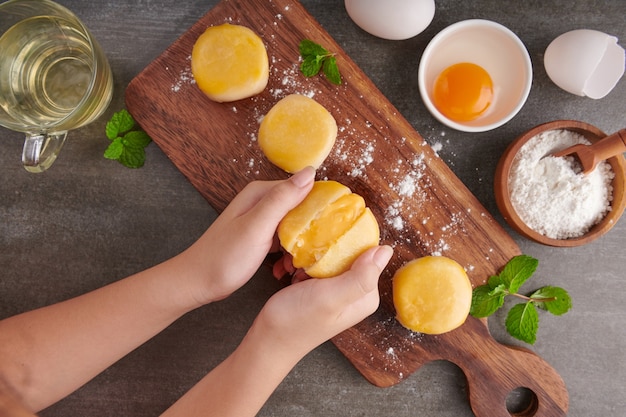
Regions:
[[1, 1, 624, 416]]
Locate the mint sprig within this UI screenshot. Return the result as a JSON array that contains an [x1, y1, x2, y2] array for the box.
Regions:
[[470, 255, 572, 344], [299, 39, 342, 85], [104, 109, 152, 168]]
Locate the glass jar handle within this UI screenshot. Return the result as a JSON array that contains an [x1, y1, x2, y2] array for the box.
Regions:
[[22, 131, 68, 173]]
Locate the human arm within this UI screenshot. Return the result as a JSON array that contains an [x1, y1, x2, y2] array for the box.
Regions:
[[161, 244, 393, 417], [0, 168, 316, 413]]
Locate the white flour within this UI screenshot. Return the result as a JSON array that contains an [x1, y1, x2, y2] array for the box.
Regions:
[[508, 129, 614, 239]]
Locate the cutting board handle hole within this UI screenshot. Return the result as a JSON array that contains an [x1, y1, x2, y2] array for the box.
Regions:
[[505, 387, 538, 416]]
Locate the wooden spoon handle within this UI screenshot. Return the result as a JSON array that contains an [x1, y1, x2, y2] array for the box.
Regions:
[[589, 128, 626, 162]]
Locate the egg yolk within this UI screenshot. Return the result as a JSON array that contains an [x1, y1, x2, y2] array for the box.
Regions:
[[433, 63, 493, 122]]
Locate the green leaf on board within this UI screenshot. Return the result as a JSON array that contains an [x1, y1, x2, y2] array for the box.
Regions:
[[298, 39, 342, 85]]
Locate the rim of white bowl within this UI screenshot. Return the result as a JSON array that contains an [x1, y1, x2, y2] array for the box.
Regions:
[[418, 19, 533, 133]]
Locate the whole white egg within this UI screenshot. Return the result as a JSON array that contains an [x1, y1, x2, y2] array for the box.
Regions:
[[344, 0, 435, 41], [544, 29, 625, 99]]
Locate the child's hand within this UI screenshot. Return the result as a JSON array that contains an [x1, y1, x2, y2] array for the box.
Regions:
[[184, 168, 315, 305], [254, 245, 393, 358]]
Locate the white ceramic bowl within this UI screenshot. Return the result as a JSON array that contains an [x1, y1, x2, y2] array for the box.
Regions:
[[418, 19, 533, 132]]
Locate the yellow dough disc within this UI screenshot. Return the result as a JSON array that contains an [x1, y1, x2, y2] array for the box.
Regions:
[[278, 181, 380, 278], [191, 23, 269, 102], [393, 256, 472, 334], [259, 94, 337, 173]]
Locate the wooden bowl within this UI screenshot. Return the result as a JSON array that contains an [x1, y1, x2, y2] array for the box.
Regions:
[[494, 120, 626, 247]]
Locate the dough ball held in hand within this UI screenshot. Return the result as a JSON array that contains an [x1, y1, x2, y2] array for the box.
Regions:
[[259, 94, 337, 173], [278, 180, 380, 278]]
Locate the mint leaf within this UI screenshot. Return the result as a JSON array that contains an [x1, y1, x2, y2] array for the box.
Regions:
[[489, 283, 508, 296], [471, 255, 570, 345], [323, 56, 341, 85], [299, 39, 328, 58], [301, 55, 324, 78], [103, 109, 152, 168], [500, 255, 538, 293], [118, 146, 146, 168], [105, 109, 135, 140], [104, 138, 124, 160], [531, 286, 572, 316], [506, 302, 539, 344], [470, 284, 505, 318], [123, 130, 152, 148], [487, 274, 502, 289], [298, 39, 342, 85]]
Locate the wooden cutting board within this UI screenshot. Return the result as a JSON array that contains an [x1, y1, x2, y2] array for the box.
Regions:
[[125, 0, 568, 415]]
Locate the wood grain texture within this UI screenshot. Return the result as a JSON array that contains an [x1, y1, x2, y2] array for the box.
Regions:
[[125, 0, 568, 415]]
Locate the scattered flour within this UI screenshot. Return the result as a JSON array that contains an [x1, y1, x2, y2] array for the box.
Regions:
[[508, 129, 614, 239], [166, 12, 477, 264], [170, 56, 195, 92], [385, 156, 428, 233]]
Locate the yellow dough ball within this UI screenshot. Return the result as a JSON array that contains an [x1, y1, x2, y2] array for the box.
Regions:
[[191, 23, 269, 102], [278, 180, 380, 278], [393, 256, 472, 334], [259, 94, 337, 173]]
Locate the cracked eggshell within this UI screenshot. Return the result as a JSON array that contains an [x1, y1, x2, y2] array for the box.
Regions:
[[344, 0, 435, 40], [544, 29, 625, 99]]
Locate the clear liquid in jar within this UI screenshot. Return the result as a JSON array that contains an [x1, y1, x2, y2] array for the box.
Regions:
[[0, 15, 105, 132]]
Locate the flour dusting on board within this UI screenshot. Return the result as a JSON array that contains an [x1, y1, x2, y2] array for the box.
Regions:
[[328, 124, 377, 178], [126, 0, 529, 392], [370, 316, 423, 378], [170, 9, 476, 265], [171, 49, 471, 261], [170, 56, 195, 92], [385, 155, 428, 234]]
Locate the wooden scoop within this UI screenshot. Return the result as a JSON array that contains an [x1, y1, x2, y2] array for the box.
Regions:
[[552, 128, 626, 174]]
